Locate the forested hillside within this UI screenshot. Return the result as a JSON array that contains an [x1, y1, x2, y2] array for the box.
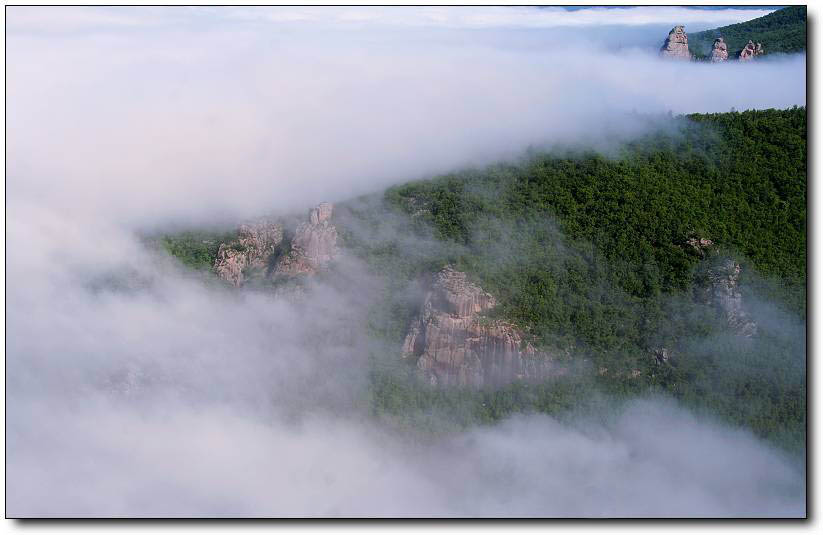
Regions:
[[158, 107, 806, 454], [352, 107, 806, 453], [689, 6, 806, 59]]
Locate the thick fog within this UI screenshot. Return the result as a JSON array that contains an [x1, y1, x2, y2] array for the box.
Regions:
[[7, 6, 804, 226], [5, 6, 806, 517]]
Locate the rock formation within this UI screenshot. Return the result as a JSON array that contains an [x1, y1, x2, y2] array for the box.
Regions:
[[275, 202, 339, 276], [213, 202, 338, 286], [214, 220, 284, 286], [686, 236, 714, 257], [704, 259, 757, 337], [660, 26, 691, 60], [739, 40, 764, 61], [710, 38, 728, 62], [402, 267, 557, 388], [651, 347, 672, 365]]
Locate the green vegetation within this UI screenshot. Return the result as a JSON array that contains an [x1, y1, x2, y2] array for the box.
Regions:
[[689, 6, 806, 59], [157, 107, 806, 455], [354, 107, 806, 454], [153, 229, 237, 271]]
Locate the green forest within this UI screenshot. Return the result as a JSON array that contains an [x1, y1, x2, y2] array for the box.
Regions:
[[158, 107, 806, 455], [353, 107, 806, 454], [689, 6, 806, 59]]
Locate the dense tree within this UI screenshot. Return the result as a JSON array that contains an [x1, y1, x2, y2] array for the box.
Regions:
[[689, 6, 806, 59]]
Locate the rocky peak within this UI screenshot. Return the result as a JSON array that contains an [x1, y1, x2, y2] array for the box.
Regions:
[[660, 25, 691, 60], [739, 40, 764, 61], [214, 219, 284, 286], [710, 38, 729, 63], [275, 202, 339, 276], [402, 267, 558, 388]]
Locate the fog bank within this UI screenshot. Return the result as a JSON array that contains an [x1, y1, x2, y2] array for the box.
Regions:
[[7, 7, 805, 228], [5, 6, 806, 517]]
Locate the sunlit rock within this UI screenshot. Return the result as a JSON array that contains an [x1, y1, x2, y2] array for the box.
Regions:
[[402, 267, 559, 387], [275, 202, 339, 275], [660, 25, 691, 60], [710, 38, 729, 63], [214, 220, 284, 286], [739, 40, 764, 61]]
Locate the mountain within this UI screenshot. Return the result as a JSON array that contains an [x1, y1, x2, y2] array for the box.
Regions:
[[156, 107, 806, 454], [689, 6, 806, 59]]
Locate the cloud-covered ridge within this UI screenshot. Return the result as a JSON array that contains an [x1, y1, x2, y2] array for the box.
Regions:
[[5, 6, 806, 518]]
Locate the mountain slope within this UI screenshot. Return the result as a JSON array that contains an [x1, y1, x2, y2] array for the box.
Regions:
[[689, 6, 806, 59], [158, 107, 807, 453], [355, 107, 806, 452]]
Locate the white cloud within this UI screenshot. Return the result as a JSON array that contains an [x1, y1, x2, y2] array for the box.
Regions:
[[5, 6, 806, 517], [6, 9, 805, 228], [6, 6, 776, 33]]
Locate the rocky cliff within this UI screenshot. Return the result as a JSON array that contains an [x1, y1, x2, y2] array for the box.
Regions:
[[214, 202, 338, 286], [710, 38, 729, 62], [214, 220, 284, 286], [402, 267, 557, 388], [660, 25, 691, 60], [703, 259, 757, 337], [275, 202, 339, 276], [739, 40, 764, 61]]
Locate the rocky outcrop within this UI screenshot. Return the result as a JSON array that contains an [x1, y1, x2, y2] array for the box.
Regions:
[[402, 267, 558, 388], [710, 38, 729, 63], [651, 347, 672, 365], [660, 26, 691, 60], [275, 202, 339, 276], [739, 40, 764, 61], [213, 202, 339, 286], [214, 220, 284, 286], [705, 259, 757, 337], [686, 236, 714, 258]]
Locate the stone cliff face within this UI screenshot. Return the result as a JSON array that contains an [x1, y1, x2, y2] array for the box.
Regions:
[[739, 40, 764, 61], [660, 26, 691, 60], [275, 202, 339, 276], [402, 267, 557, 388], [704, 259, 757, 337], [214, 220, 284, 286], [214, 202, 338, 286], [710, 38, 729, 63]]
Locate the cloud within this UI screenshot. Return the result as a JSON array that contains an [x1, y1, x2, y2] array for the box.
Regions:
[[5, 6, 806, 517], [6, 6, 776, 34], [6, 7, 805, 229]]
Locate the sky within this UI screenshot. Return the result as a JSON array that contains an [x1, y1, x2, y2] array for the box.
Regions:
[[4, 6, 807, 518]]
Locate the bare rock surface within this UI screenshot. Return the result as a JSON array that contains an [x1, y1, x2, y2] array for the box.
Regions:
[[275, 202, 339, 276], [660, 26, 691, 60], [739, 40, 764, 61], [214, 220, 284, 286], [402, 267, 558, 388], [710, 38, 729, 63], [706, 259, 757, 337]]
